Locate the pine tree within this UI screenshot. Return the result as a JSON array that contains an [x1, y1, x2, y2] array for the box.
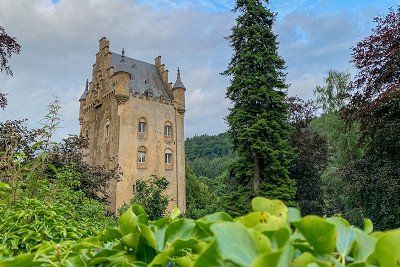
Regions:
[[224, 0, 296, 209]]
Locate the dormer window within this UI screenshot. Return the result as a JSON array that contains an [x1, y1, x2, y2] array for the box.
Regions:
[[144, 89, 153, 98]]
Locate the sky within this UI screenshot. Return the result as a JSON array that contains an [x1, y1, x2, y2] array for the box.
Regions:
[[0, 0, 397, 140]]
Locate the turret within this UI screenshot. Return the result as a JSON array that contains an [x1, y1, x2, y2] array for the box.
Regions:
[[79, 79, 89, 122], [113, 48, 131, 104], [172, 68, 186, 113]]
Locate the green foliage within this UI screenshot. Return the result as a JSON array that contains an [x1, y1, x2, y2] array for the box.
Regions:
[[224, 0, 296, 209], [0, 165, 115, 256], [1, 197, 399, 266], [185, 133, 235, 180], [0, 100, 116, 256], [185, 164, 220, 219], [314, 70, 352, 114], [185, 133, 233, 162], [287, 97, 328, 216], [0, 198, 98, 256], [341, 88, 400, 230], [311, 112, 363, 216], [189, 157, 234, 181], [125, 175, 170, 221]]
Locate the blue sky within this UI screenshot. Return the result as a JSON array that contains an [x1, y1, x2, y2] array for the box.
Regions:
[[0, 0, 398, 139]]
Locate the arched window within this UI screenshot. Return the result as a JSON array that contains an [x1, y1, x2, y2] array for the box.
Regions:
[[164, 121, 172, 137], [138, 146, 147, 163], [165, 149, 173, 164], [138, 117, 147, 134]]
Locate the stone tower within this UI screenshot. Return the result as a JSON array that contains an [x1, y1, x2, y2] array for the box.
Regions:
[[79, 37, 186, 213]]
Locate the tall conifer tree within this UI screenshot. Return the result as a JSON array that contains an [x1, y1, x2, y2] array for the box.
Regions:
[[224, 0, 296, 206]]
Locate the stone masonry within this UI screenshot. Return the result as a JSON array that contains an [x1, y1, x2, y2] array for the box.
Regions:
[[79, 37, 186, 213]]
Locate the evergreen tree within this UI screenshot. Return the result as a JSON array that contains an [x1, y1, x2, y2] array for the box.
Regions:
[[224, 0, 296, 209]]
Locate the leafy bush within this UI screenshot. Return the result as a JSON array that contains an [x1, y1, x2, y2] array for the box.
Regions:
[[1, 197, 399, 266], [0, 166, 115, 256], [0, 197, 98, 257], [121, 175, 170, 220]]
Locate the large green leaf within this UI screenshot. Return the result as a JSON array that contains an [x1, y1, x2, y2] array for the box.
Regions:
[[197, 212, 233, 223], [351, 228, 377, 262], [293, 216, 337, 254], [0, 254, 38, 267], [291, 252, 316, 267], [119, 207, 139, 236], [250, 246, 293, 267], [211, 222, 259, 266], [236, 212, 287, 232], [369, 229, 400, 267], [251, 197, 288, 221], [152, 218, 170, 251], [247, 228, 271, 254], [138, 224, 157, 250], [194, 240, 226, 267], [327, 217, 356, 258], [164, 219, 202, 247]]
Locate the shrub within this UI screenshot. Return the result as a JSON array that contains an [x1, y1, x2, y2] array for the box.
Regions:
[[1, 197, 399, 266]]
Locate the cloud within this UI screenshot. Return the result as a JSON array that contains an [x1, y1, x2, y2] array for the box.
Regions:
[[0, 0, 395, 139], [0, 0, 234, 138]]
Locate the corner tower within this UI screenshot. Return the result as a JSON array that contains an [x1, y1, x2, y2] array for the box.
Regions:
[[79, 37, 186, 213]]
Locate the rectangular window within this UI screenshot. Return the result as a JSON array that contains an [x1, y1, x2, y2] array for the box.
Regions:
[[165, 125, 172, 136], [165, 153, 172, 164], [138, 152, 146, 163], [139, 122, 146, 133]]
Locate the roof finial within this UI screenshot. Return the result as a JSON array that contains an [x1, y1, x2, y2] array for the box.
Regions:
[[173, 67, 186, 90], [121, 48, 125, 62], [85, 79, 89, 91]]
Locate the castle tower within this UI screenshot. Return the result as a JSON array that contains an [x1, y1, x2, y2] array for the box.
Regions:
[[78, 37, 186, 213]]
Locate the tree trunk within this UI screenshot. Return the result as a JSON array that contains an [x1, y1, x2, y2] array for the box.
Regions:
[[252, 150, 260, 195]]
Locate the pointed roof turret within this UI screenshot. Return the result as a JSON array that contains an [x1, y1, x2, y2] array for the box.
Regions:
[[121, 48, 125, 62], [79, 79, 89, 101], [173, 67, 186, 90]]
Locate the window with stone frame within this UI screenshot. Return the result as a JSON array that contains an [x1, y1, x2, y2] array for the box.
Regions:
[[138, 146, 147, 163], [165, 149, 173, 164], [164, 122, 172, 137], [138, 117, 147, 134]]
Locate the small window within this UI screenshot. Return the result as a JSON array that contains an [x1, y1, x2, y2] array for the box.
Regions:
[[105, 121, 110, 136], [165, 149, 173, 164], [86, 130, 89, 139], [138, 146, 146, 163], [164, 122, 172, 137], [165, 125, 172, 136], [138, 118, 147, 134]]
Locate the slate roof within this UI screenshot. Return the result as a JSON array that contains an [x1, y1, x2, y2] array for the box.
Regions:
[[79, 90, 88, 101], [110, 52, 171, 100], [173, 78, 186, 89]]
